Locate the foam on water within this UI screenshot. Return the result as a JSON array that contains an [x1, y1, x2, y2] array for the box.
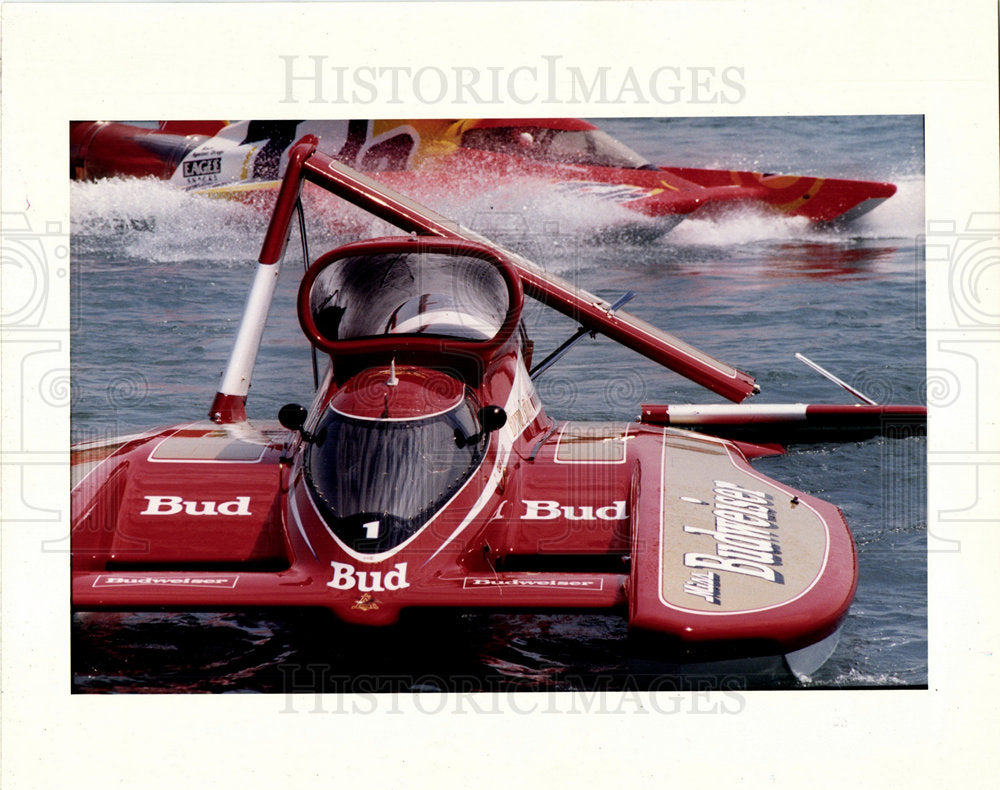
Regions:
[[71, 177, 267, 263], [71, 174, 651, 264], [667, 207, 813, 246], [843, 174, 925, 241], [663, 174, 924, 248], [70, 168, 925, 268]]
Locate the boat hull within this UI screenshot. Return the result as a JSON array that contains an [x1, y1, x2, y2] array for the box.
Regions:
[[71, 418, 856, 674]]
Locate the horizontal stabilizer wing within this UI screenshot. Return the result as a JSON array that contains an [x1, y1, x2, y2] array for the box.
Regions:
[[640, 403, 927, 443]]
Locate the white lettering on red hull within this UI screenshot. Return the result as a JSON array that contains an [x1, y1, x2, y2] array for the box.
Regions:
[[93, 575, 239, 588], [521, 500, 626, 521], [327, 561, 410, 592], [140, 495, 252, 516], [463, 577, 604, 590]]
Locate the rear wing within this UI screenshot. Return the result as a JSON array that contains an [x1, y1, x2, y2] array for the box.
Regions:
[[640, 403, 927, 446], [259, 137, 758, 403]]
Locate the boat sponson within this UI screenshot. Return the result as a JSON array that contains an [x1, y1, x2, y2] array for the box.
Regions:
[[627, 429, 857, 653]]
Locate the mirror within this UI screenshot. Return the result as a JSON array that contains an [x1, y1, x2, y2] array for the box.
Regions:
[[478, 405, 507, 434], [278, 403, 310, 437]]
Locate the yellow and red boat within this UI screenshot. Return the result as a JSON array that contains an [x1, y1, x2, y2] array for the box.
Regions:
[[70, 118, 896, 239]]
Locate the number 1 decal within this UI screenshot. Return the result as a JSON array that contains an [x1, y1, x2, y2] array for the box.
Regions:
[[363, 520, 380, 539]]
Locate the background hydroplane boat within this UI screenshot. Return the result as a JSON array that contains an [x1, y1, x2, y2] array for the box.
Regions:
[[71, 137, 924, 681], [69, 118, 897, 240]]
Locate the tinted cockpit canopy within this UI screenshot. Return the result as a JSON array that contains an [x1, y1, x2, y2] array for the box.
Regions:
[[299, 238, 523, 376], [304, 368, 487, 554], [309, 252, 508, 341], [459, 119, 653, 170]]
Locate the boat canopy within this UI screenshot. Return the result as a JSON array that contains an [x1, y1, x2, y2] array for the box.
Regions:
[[460, 122, 652, 169], [298, 238, 523, 370], [305, 377, 486, 554]]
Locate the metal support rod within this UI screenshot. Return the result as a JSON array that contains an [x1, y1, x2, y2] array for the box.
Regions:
[[530, 291, 636, 379], [795, 352, 877, 405], [296, 198, 319, 389]]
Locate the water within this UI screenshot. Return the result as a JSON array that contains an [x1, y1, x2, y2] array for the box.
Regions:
[[70, 115, 926, 692]]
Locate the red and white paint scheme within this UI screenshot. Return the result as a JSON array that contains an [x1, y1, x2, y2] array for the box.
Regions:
[[69, 119, 897, 239], [71, 138, 922, 679]]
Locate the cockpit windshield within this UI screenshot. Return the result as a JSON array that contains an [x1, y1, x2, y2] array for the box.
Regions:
[[307, 250, 511, 344], [304, 396, 485, 554], [461, 126, 652, 169]]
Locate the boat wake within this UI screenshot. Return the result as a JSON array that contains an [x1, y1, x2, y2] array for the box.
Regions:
[[665, 174, 924, 247], [71, 178, 267, 264], [70, 172, 923, 270]]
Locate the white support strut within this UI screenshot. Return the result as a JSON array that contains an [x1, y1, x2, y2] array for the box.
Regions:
[[216, 261, 283, 400]]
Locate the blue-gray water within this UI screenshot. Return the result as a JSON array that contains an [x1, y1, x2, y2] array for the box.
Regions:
[[70, 116, 926, 692]]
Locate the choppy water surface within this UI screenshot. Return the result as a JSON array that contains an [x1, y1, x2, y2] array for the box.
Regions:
[[70, 116, 926, 692]]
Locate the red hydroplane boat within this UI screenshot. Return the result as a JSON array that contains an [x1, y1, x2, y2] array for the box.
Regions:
[[69, 119, 897, 239], [71, 137, 923, 680]]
